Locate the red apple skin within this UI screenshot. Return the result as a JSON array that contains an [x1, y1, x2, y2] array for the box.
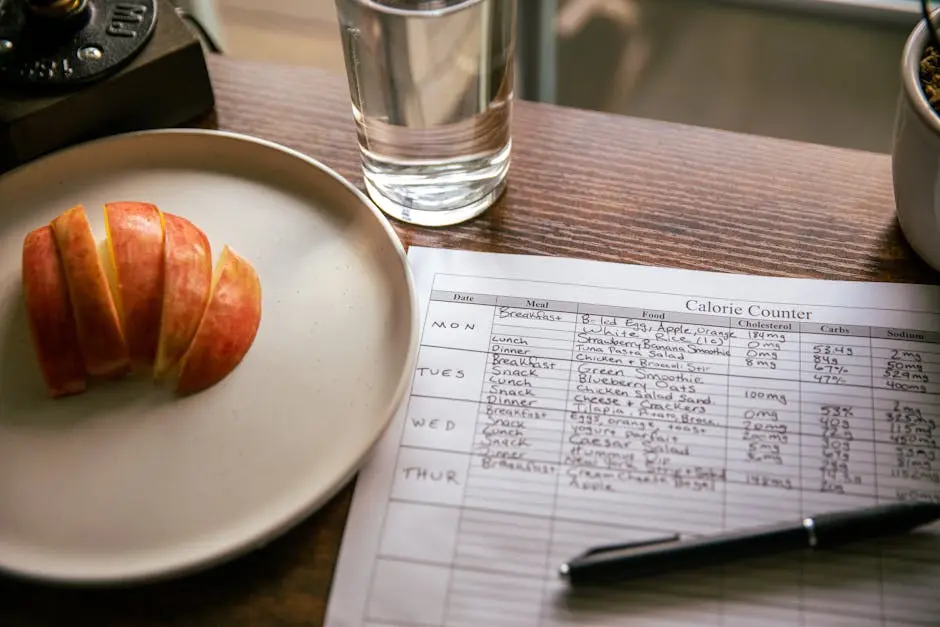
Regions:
[[104, 201, 165, 369], [176, 245, 261, 395], [21, 225, 87, 398], [153, 212, 213, 379], [50, 204, 130, 378]]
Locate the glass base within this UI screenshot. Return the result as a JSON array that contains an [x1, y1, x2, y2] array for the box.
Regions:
[[361, 143, 511, 227]]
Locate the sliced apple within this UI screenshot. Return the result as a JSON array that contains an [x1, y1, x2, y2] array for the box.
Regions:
[[103, 201, 165, 369], [153, 212, 213, 378], [21, 225, 87, 398], [50, 204, 130, 378], [176, 245, 261, 395]]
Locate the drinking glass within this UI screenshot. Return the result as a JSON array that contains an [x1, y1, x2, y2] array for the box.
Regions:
[[333, 0, 516, 226]]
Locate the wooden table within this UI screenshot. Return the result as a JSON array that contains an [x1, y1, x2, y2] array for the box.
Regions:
[[3, 54, 936, 627]]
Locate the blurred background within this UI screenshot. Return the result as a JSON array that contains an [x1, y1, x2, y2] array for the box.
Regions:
[[178, 0, 925, 154]]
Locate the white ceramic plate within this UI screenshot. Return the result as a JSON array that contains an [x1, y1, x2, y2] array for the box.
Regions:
[[0, 130, 418, 585]]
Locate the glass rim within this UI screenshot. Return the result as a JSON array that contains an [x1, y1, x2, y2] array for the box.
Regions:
[[341, 0, 490, 18]]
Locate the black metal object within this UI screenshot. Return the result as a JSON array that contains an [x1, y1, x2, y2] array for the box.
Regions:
[[560, 502, 940, 587], [0, 0, 215, 173], [0, 0, 157, 89]]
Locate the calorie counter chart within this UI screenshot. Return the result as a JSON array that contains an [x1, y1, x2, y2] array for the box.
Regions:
[[324, 248, 940, 627]]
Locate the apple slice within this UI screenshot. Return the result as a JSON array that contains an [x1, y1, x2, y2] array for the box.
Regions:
[[176, 245, 261, 395], [103, 201, 165, 369], [21, 225, 87, 397], [50, 204, 130, 378], [153, 212, 213, 378]]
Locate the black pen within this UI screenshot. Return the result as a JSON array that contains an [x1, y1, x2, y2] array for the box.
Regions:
[[559, 501, 940, 586]]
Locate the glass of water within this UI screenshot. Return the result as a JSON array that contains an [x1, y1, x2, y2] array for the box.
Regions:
[[334, 0, 516, 227]]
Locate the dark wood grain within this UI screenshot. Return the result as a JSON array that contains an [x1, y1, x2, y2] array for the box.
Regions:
[[2, 53, 936, 627], [199, 56, 937, 284]]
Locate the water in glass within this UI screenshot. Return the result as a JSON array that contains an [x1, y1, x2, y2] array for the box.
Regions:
[[334, 0, 515, 226]]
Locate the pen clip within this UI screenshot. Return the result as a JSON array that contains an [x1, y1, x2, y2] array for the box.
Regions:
[[577, 533, 682, 558]]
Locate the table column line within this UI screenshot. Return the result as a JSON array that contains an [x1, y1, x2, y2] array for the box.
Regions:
[[798, 326, 806, 627], [869, 331, 887, 627], [722, 317, 733, 530], [720, 316, 733, 626], [441, 302, 498, 627], [538, 302, 579, 626]]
